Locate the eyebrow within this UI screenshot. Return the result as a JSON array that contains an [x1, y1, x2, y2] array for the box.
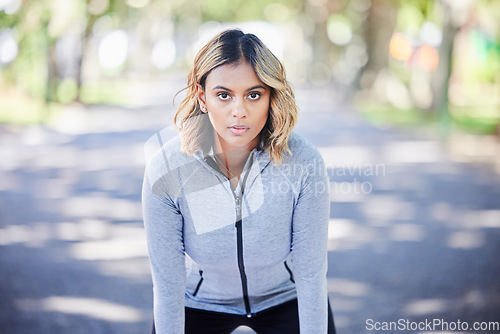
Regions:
[[212, 85, 267, 92]]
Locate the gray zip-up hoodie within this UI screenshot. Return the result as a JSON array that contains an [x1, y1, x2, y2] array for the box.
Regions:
[[142, 132, 330, 333]]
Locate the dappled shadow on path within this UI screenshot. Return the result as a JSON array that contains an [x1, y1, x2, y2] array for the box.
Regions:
[[296, 109, 500, 333], [0, 120, 158, 333]]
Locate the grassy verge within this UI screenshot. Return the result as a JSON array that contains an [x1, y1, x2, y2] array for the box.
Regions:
[[355, 101, 436, 127], [356, 101, 499, 135], [0, 80, 134, 125], [449, 104, 499, 135]]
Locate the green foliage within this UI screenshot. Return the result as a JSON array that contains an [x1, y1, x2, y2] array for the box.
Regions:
[[3, 30, 47, 97], [0, 11, 17, 28], [199, 0, 300, 23], [57, 79, 79, 104], [471, 30, 500, 84]]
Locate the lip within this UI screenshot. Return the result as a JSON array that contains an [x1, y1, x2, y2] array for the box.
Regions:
[[229, 125, 249, 135]]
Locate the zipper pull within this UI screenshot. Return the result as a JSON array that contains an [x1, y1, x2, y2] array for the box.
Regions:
[[235, 196, 242, 228]]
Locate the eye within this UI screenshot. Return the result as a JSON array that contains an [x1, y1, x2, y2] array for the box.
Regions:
[[247, 92, 261, 100], [217, 92, 231, 100]]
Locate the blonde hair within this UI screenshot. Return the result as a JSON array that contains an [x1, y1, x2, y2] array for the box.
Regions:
[[174, 29, 297, 163]]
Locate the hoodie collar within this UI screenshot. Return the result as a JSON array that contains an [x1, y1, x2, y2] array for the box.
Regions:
[[194, 145, 271, 184]]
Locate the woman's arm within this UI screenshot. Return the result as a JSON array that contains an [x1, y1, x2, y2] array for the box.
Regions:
[[291, 155, 330, 334], [142, 171, 186, 334]]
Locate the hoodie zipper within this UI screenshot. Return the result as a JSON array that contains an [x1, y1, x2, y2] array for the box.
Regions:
[[234, 193, 252, 317], [206, 153, 254, 317], [232, 156, 254, 318]]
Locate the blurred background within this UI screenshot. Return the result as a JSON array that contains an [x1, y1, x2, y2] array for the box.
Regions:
[[1, 0, 499, 145], [1, 0, 500, 333]]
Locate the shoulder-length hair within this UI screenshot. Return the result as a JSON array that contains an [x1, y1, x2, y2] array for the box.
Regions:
[[174, 29, 297, 163]]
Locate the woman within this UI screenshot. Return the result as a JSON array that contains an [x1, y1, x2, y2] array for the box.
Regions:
[[143, 29, 335, 333]]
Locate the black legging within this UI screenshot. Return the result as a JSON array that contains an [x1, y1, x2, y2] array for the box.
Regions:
[[151, 298, 336, 334]]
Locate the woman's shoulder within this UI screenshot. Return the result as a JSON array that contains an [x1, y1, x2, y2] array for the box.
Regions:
[[286, 132, 324, 163], [145, 134, 194, 178]]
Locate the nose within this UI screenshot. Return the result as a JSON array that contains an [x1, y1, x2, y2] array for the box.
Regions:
[[231, 98, 247, 118]]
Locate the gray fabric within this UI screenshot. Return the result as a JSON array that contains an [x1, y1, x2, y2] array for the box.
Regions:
[[142, 132, 330, 333]]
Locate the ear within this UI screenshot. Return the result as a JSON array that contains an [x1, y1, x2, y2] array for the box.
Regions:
[[196, 84, 207, 113]]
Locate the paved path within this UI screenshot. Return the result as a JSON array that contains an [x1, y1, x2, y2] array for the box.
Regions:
[[1, 82, 499, 334]]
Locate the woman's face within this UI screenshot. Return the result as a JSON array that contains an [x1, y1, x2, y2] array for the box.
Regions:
[[197, 61, 270, 153]]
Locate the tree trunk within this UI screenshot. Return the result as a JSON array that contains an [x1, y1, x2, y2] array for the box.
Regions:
[[431, 1, 460, 138], [361, 0, 398, 88], [76, 14, 97, 103]]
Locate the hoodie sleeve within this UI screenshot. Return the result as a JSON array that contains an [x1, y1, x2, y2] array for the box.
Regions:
[[290, 150, 330, 334], [142, 165, 186, 334]]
